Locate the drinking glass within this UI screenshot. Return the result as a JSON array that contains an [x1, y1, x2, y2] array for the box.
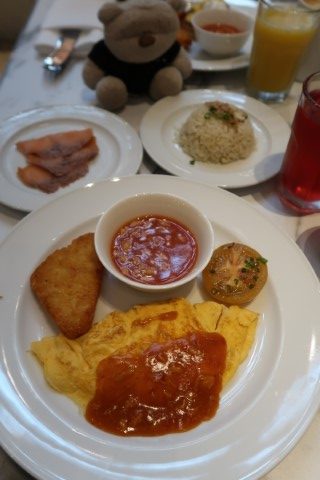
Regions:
[[277, 71, 320, 213], [246, 0, 320, 102]]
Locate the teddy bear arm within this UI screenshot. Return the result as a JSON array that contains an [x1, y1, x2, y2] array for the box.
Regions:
[[82, 58, 105, 90], [96, 76, 128, 112], [170, 48, 192, 80], [149, 66, 183, 100]]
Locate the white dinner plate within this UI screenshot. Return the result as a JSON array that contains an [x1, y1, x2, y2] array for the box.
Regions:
[[0, 105, 143, 211], [189, 0, 256, 71], [1, 175, 320, 480], [140, 89, 291, 188]]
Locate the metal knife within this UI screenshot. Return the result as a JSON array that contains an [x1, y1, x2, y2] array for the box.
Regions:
[[43, 28, 80, 73]]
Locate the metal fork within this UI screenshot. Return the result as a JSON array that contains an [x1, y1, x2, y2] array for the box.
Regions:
[[43, 28, 80, 73]]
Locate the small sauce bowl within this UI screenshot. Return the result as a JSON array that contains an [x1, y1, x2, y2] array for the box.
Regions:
[[94, 193, 214, 292], [191, 8, 253, 57]]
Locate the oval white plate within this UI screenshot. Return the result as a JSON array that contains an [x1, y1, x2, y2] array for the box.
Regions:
[[1, 175, 320, 480], [140, 89, 291, 188], [0, 105, 143, 211]]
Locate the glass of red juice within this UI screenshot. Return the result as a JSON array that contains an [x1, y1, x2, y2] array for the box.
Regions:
[[278, 71, 320, 213]]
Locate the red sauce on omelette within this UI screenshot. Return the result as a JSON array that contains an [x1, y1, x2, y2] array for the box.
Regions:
[[85, 331, 227, 436]]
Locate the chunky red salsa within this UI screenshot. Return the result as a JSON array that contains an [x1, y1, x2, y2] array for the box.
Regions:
[[111, 215, 198, 285], [201, 23, 241, 34], [85, 331, 227, 436]]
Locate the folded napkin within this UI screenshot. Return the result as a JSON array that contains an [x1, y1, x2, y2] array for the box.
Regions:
[[35, 0, 108, 58]]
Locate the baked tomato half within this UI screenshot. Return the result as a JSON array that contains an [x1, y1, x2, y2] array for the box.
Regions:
[[202, 242, 268, 306]]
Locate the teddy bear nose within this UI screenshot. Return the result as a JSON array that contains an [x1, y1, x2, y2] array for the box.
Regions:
[[139, 32, 156, 47]]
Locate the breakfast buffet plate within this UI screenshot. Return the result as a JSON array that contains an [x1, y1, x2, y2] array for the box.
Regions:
[[1, 175, 320, 480], [0, 105, 143, 211], [140, 89, 291, 188]]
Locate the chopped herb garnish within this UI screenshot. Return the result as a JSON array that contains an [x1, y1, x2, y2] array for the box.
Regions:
[[204, 105, 232, 122], [244, 258, 256, 269], [222, 112, 232, 121], [258, 257, 268, 264], [203, 101, 247, 125], [204, 107, 216, 119], [189, 159, 196, 165]]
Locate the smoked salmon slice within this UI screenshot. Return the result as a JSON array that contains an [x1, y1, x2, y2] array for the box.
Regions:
[[16, 128, 94, 159], [16, 128, 99, 194], [17, 165, 61, 193], [18, 159, 90, 193], [26, 137, 99, 176]]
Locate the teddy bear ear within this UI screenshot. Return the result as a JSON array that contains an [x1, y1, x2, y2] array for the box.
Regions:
[[98, 3, 123, 25]]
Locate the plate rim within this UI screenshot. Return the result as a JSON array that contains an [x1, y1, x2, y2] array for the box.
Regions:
[[0, 104, 143, 212], [190, 49, 250, 72], [190, 38, 251, 72], [1, 175, 320, 480]]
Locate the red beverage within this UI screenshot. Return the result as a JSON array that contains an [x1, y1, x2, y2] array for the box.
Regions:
[[278, 72, 320, 213]]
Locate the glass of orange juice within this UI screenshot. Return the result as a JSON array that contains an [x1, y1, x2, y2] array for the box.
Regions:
[[247, 0, 320, 102]]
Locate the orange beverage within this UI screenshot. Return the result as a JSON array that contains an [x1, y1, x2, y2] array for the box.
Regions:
[[247, 0, 320, 102]]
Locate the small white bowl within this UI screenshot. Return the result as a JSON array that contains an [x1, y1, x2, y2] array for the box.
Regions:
[[94, 193, 214, 292], [191, 8, 253, 57]]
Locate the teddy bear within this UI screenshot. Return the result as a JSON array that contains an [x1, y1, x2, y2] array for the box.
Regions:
[[82, 0, 192, 111]]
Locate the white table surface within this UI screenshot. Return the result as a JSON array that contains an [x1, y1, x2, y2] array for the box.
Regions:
[[0, 1, 320, 479]]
